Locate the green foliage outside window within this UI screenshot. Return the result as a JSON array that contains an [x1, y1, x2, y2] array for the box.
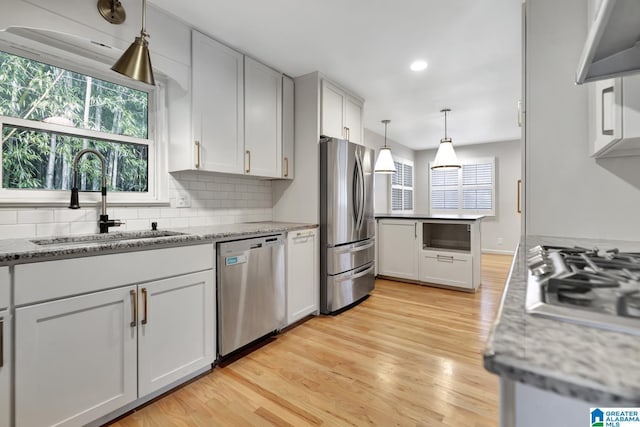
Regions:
[[0, 50, 150, 192]]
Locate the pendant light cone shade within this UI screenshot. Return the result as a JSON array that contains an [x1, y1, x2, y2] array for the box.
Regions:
[[111, 0, 155, 85], [374, 119, 397, 174], [431, 109, 461, 169]]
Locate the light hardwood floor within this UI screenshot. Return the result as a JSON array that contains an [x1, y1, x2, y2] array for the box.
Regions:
[[110, 254, 512, 427]]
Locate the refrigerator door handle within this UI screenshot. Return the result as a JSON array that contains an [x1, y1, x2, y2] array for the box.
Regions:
[[352, 157, 360, 229], [354, 151, 365, 231], [358, 151, 366, 231]]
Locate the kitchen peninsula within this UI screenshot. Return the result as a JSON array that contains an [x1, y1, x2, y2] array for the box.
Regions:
[[376, 214, 483, 290]]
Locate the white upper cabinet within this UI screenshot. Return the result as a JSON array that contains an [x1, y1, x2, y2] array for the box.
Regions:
[[321, 80, 364, 144], [244, 57, 282, 178], [345, 97, 363, 145], [282, 75, 295, 179], [589, 75, 640, 157], [188, 30, 245, 174]]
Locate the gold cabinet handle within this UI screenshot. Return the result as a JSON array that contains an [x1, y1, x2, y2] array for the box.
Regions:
[[284, 157, 289, 177], [195, 141, 201, 169], [344, 127, 350, 141], [246, 150, 251, 173], [0, 317, 3, 367], [141, 288, 148, 325], [130, 290, 137, 327]]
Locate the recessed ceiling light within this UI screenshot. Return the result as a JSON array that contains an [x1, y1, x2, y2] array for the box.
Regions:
[[410, 60, 428, 71]]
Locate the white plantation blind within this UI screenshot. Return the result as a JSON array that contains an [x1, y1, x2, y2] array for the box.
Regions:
[[390, 159, 414, 212], [430, 158, 495, 215]]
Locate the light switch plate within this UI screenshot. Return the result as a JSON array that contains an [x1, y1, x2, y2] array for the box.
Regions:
[[176, 190, 191, 208]]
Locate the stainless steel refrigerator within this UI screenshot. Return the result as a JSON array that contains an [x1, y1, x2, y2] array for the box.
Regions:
[[320, 137, 375, 314]]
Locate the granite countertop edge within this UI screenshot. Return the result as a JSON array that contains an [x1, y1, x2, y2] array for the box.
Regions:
[[484, 235, 640, 405], [0, 222, 318, 264], [375, 213, 485, 221]]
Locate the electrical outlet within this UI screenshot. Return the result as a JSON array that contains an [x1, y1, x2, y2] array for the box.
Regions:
[[176, 190, 191, 208], [497, 237, 504, 246]]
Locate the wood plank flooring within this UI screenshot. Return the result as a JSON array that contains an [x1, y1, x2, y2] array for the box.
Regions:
[[110, 253, 512, 427]]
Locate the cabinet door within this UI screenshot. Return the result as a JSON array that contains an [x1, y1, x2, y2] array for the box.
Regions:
[[192, 30, 245, 174], [138, 270, 215, 397], [286, 229, 319, 325], [15, 286, 137, 427], [589, 78, 622, 156], [0, 310, 9, 427], [377, 220, 420, 280], [244, 57, 282, 178], [345, 96, 363, 144], [282, 75, 295, 179], [321, 80, 346, 139]]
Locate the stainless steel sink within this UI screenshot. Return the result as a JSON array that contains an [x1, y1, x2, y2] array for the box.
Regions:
[[31, 230, 187, 247]]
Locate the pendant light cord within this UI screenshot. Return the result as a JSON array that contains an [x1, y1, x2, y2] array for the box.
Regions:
[[141, 0, 148, 38], [444, 110, 448, 139]]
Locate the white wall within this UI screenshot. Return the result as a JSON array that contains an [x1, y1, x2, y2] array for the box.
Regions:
[[525, 0, 640, 241], [414, 140, 522, 254], [362, 128, 415, 214], [0, 173, 272, 239]]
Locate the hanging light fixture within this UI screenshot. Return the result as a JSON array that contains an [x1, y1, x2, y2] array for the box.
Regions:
[[374, 119, 396, 174], [431, 108, 461, 170], [110, 0, 155, 85]]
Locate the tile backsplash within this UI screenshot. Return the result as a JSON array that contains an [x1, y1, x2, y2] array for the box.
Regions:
[[0, 171, 273, 239]]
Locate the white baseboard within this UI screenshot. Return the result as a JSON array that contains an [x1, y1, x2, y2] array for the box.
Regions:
[[482, 249, 515, 255]]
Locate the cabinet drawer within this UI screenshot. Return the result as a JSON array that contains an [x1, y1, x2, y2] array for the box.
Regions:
[[0, 267, 8, 310], [327, 239, 375, 275], [15, 244, 214, 306], [420, 250, 473, 289]]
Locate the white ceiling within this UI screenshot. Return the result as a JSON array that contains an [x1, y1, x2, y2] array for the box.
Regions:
[[149, 0, 522, 150]]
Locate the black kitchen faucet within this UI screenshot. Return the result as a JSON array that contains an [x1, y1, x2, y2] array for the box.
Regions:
[[68, 149, 123, 233]]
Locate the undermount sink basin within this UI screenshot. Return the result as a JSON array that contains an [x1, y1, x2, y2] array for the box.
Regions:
[[30, 230, 187, 247]]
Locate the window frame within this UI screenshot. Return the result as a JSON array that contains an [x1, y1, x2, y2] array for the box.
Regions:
[[0, 40, 167, 207], [389, 157, 414, 213], [429, 157, 496, 216]]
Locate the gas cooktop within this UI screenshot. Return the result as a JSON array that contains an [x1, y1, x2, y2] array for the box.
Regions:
[[525, 244, 640, 335]]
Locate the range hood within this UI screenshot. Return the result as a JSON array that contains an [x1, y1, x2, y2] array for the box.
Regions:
[[576, 0, 640, 84]]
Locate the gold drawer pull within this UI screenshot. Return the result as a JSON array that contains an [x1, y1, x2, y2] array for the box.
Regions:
[[130, 290, 137, 327]]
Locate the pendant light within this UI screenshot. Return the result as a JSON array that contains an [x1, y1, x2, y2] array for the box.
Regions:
[[431, 108, 461, 169], [374, 119, 397, 174], [110, 0, 155, 85]]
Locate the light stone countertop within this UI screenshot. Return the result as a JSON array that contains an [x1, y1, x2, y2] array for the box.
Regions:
[[0, 222, 317, 265], [484, 235, 640, 405], [375, 213, 484, 221]]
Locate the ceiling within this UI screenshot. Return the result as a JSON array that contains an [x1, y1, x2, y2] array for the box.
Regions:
[[148, 0, 522, 151]]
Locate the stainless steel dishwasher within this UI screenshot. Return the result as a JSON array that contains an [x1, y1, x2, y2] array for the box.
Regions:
[[217, 234, 285, 357]]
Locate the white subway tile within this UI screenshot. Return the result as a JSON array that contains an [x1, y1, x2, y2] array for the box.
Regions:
[[0, 224, 36, 239], [137, 207, 161, 219], [125, 219, 151, 231], [160, 208, 176, 218], [112, 208, 139, 220], [69, 221, 98, 235], [18, 209, 54, 224], [169, 217, 189, 228], [190, 181, 207, 190], [36, 223, 70, 237], [0, 210, 17, 225], [53, 208, 88, 223]]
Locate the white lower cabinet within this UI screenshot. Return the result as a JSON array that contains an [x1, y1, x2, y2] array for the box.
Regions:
[[420, 250, 473, 289], [138, 271, 215, 396], [13, 244, 216, 427], [15, 286, 138, 427], [377, 219, 420, 280], [0, 309, 10, 427], [286, 228, 319, 325]]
